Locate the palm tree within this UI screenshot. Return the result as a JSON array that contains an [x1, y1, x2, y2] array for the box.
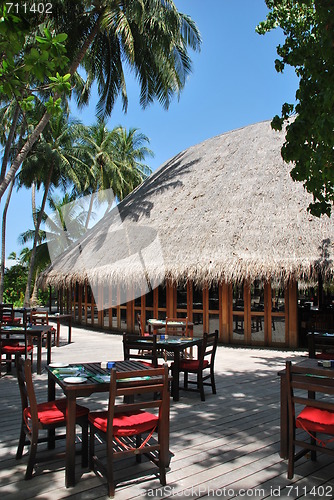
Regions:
[[17, 112, 86, 305], [111, 126, 153, 180], [0, 0, 201, 199], [75, 121, 152, 228], [18, 193, 88, 305]]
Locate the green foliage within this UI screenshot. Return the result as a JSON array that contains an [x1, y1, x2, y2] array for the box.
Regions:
[[257, 0, 334, 216], [3, 263, 28, 306], [0, 6, 70, 107]]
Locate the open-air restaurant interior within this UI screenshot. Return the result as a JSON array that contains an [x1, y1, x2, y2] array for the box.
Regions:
[[1, 121, 334, 498], [1, 292, 334, 498]]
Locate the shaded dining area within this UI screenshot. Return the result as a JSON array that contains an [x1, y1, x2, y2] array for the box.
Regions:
[[0, 303, 73, 377], [2, 322, 334, 499]]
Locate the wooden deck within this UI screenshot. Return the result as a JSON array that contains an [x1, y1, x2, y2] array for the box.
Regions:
[[1, 324, 334, 499]]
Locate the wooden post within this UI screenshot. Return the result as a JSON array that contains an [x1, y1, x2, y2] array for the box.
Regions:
[[203, 285, 209, 333], [78, 283, 82, 323], [166, 280, 175, 318], [288, 279, 298, 348], [244, 281, 251, 344], [221, 282, 230, 343], [264, 282, 271, 346]]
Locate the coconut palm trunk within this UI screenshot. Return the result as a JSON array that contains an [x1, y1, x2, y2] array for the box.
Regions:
[[0, 103, 20, 183], [0, 178, 15, 301], [24, 166, 54, 306]]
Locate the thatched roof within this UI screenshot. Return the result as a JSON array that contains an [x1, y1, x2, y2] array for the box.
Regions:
[[41, 119, 334, 290]]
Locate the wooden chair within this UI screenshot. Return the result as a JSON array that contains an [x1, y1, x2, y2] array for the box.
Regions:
[[0, 303, 21, 324], [174, 330, 218, 401], [307, 331, 334, 360], [30, 310, 56, 347], [88, 365, 170, 498], [0, 326, 33, 377], [165, 317, 189, 337], [30, 311, 49, 325], [136, 313, 149, 337], [123, 332, 161, 367], [286, 360, 334, 479], [15, 357, 89, 480]]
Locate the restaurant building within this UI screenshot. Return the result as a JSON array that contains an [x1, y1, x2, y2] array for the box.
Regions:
[[42, 120, 334, 348]]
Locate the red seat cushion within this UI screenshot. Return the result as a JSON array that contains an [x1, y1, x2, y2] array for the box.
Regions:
[[24, 398, 89, 427], [139, 360, 162, 367], [179, 359, 209, 371], [89, 410, 159, 436], [296, 406, 334, 434], [1, 341, 19, 347], [315, 352, 334, 360], [2, 345, 33, 354], [2, 316, 21, 323]]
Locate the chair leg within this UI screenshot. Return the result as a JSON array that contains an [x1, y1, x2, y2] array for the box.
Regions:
[[136, 434, 142, 463], [183, 371, 188, 389], [311, 435, 317, 461], [198, 372, 205, 401], [210, 368, 216, 394], [81, 420, 89, 468], [89, 424, 95, 471], [106, 449, 115, 498], [159, 463, 166, 486], [25, 436, 38, 480], [16, 423, 26, 459]]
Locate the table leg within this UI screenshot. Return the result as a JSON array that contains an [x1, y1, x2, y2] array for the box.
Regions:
[[280, 373, 288, 459], [171, 352, 180, 402], [68, 317, 72, 344], [47, 375, 56, 449], [37, 335, 42, 375], [56, 320, 60, 347], [47, 330, 51, 365], [66, 393, 77, 487]]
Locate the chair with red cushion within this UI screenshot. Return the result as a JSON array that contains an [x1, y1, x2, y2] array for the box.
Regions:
[[0, 303, 21, 324], [15, 357, 89, 480], [0, 326, 33, 376], [307, 331, 334, 361], [30, 310, 56, 347], [89, 365, 170, 498], [286, 360, 334, 479], [173, 330, 218, 401], [123, 332, 161, 367]]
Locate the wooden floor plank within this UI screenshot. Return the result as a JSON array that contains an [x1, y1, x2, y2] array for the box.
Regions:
[[1, 325, 333, 499]]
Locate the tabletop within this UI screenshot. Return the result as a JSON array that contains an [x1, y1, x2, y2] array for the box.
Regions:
[[46, 360, 153, 395]]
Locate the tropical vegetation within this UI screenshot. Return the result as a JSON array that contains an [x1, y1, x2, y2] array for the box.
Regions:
[[257, 0, 334, 217], [0, 0, 201, 305]]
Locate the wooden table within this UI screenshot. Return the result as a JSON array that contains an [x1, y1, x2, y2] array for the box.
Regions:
[[1, 324, 52, 374], [148, 318, 194, 335], [46, 360, 153, 488], [278, 357, 334, 459], [129, 336, 202, 401], [48, 314, 72, 346]]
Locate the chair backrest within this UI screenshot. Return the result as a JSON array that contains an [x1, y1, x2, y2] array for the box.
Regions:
[[199, 330, 218, 369], [307, 332, 334, 359], [0, 303, 14, 322], [30, 311, 49, 325], [123, 332, 159, 367], [106, 365, 170, 440], [165, 317, 188, 336], [16, 357, 39, 427], [286, 360, 334, 424], [137, 313, 145, 335]]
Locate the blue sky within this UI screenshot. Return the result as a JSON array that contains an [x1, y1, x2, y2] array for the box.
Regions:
[[2, 0, 299, 262]]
